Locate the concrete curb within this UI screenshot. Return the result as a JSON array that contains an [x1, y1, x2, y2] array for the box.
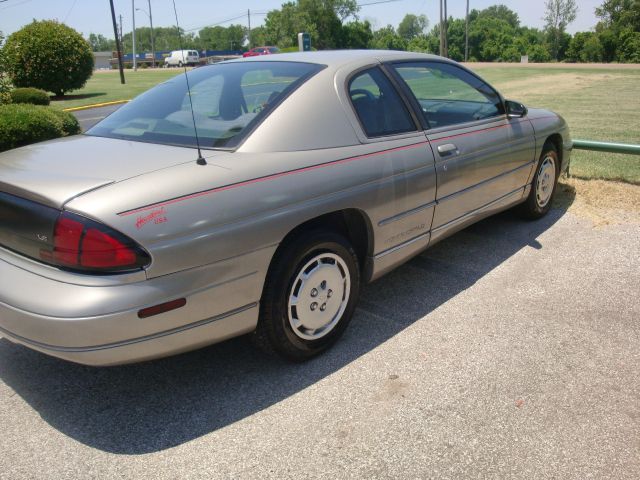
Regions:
[[63, 99, 130, 112]]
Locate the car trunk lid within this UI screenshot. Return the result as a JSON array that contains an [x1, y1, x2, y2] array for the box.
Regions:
[[0, 135, 216, 208]]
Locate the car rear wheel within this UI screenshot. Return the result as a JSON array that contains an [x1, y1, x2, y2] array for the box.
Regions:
[[519, 144, 559, 219], [253, 230, 360, 361]]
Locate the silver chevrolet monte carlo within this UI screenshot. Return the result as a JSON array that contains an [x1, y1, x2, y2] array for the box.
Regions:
[[0, 51, 571, 365]]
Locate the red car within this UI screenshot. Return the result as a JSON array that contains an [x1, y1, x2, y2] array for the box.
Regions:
[[243, 46, 280, 58]]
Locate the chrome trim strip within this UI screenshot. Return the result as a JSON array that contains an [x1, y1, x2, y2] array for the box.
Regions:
[[374, 232, 430, 259], [432, 186, 525, 234], [0, 302, 258, 353], [378, 200, 437, 226], [437, 161, 534, 205]]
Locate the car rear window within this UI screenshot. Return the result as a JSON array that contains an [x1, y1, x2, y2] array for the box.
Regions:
[[87, 61, 323, 149], [349, 67, 416, 138]]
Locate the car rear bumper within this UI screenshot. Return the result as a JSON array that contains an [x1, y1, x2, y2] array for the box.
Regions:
[[0, 246, 273, 366]]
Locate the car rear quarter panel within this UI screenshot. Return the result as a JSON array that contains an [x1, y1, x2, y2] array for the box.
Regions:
[[66, 138, 437, 284]]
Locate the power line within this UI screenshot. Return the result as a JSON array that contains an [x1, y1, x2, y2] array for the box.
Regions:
[[63, 0, 78, 23], [184, 11, 267, 33], [357, 0, 403, 7]]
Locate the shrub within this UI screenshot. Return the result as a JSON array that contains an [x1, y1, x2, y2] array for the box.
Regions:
[[9, 87, 50, 105], [0, 104, 80, 152], [3, 20, 94, 97], [49, 108, 80, 135]]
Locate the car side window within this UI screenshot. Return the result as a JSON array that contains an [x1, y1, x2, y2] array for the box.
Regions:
[[348, 67, 415, 138], [392, 62, 504, 129]]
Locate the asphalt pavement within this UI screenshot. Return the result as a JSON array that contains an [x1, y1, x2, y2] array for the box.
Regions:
[[0, 203, 638, 479], [72, 104, 123, 131]]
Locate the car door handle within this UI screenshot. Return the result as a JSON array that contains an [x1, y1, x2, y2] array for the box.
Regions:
[[437, 143, 459, 156]]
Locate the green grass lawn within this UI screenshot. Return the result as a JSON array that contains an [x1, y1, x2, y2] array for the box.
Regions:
[[471, 65, 640, 184], [50, 69, 182, 109], [54, 64, 640, 184]]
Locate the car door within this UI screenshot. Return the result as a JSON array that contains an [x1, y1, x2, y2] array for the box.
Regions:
[[342, 65, 438, 278], [389, 61, 536, 241]]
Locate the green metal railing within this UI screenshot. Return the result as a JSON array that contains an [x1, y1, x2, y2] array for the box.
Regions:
[[573, 140, 640, 155]]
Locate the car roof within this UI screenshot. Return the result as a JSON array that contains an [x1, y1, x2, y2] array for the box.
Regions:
[[229, 49, 449, 69]]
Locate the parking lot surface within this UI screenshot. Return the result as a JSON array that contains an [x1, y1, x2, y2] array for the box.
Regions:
[[72, 104, 123, 131], [1, 201, 638, 479]]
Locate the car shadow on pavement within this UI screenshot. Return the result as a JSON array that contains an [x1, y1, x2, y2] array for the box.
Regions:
[[0, 189, 575, 455]]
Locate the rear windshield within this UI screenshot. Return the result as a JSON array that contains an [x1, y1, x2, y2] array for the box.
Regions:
[[87, 61, 323, 149]]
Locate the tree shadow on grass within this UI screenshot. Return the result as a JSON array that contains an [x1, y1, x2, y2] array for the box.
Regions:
[[0, 191, 575, 455]]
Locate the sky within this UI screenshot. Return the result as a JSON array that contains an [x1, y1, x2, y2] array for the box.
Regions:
[[1, 0, 603, 41]]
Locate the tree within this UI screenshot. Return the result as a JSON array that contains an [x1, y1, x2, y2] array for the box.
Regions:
[[594, 0, 640, 62], [121, 26, 196, 53], [87, 33, 116, 52], [397, 14, 429, 40], [342, 20, 374, 48], [370, 25, 407, 50], [0, 31, 12, 105], [198, 24, 246, 50], [476, 4, 520, 29], [544, 0, 578, 60], [4, 21, 93, 97]]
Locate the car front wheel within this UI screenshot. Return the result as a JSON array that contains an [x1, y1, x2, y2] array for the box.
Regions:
[[254, 230, 360, 360], [520, 144, 559, 219]]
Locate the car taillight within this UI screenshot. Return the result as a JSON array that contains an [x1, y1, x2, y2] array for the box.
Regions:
[[41, 212, 150, 273]]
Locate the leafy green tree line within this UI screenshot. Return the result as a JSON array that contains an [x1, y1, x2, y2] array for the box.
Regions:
[[85, 0, 639, 63]]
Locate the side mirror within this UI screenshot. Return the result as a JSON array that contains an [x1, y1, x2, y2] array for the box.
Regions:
[[506, 100, 528, 118]]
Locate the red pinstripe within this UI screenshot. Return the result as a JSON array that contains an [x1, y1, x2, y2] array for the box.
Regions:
[[118, 141, 430, 217]]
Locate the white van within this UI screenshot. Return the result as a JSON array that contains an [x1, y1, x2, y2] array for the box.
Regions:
[[164, 50, 200, 67]]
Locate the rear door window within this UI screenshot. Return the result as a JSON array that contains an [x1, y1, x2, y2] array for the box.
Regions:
[[348, 67, 416, 138]]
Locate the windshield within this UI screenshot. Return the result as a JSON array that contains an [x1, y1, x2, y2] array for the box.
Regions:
[[87, 61, 323, 149]]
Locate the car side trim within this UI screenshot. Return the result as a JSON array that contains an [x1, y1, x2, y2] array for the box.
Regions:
[[374, 232, 430, 259], [118, 141, 431, 216], [432, 186, 527, 235], [436, 160, 535, 205], [378, 200, 437, 227]]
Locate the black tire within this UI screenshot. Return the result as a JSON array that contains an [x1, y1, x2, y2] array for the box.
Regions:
[[253, 230, 361, 361], [178, 61, 183, 68], [519, 144, 560, 220]]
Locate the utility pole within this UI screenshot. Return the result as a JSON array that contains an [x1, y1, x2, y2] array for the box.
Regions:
[[443, 0, 448, 58], [465, 0, 469, 62], [132, 0, 137, 71], [109, 0, 125, 84], [439, 0, 443, 56], [119, 14, 123, 46], [247, 9, 251, 49], [147, 0, 155, 68]]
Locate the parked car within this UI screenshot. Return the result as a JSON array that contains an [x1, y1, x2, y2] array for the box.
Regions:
[[243, 46, 280, 57], [164, 49, 199, 67], [0, 51, 571, 366]]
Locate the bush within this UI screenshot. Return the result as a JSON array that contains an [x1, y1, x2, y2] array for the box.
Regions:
[[3, 20, 94, 97], [0, 104, 80, 152], [9, 87, 50, 105], [49, 108, 80, 135]]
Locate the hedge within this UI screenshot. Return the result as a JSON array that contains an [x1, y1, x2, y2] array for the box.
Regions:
[[0, 104, 80, 152], [9, 87, 50, 105]]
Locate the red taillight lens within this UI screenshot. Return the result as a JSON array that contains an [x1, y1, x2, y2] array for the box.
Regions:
[[47, 212, 150, 273], [80, 227, 137, 268], [52, 216, 84, 265]]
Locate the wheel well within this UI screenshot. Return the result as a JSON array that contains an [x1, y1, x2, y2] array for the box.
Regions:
[[277, 209, 373, 274], [545, 134, 563, 170]]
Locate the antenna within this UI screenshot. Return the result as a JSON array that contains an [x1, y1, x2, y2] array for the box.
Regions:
[[171, 0, 207, 165]]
